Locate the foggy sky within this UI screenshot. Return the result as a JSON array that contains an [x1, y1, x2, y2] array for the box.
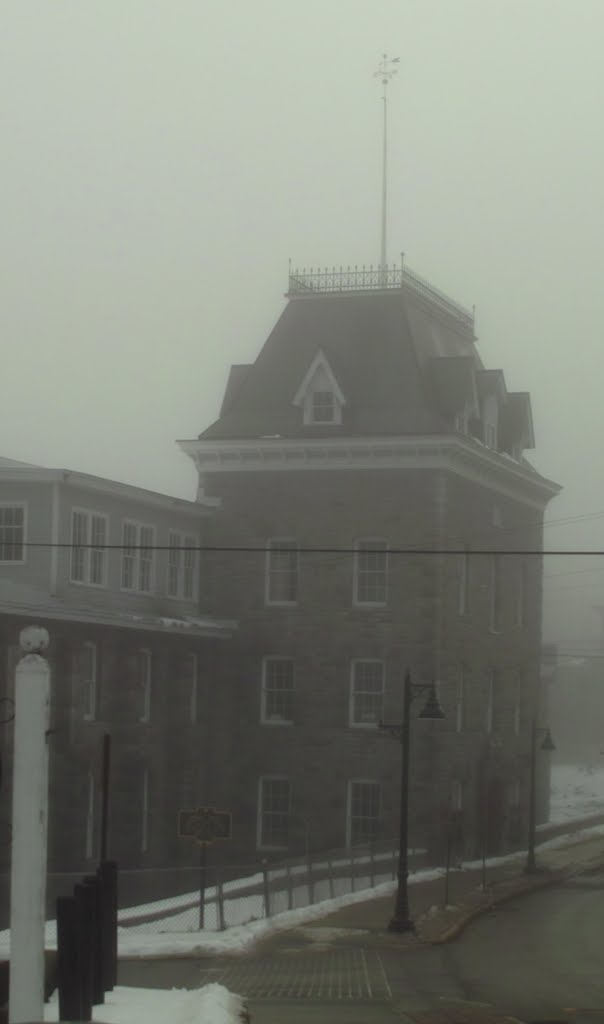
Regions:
[[1, 1, 603, 647]]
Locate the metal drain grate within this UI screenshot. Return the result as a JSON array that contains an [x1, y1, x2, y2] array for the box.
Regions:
[[202, 948, 391, 1001]]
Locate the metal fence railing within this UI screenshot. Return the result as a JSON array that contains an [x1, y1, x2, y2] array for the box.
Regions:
[[118, 839, 428, 934]]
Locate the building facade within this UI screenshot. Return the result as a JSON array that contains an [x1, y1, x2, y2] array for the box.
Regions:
[[0, 457, 234, 913], [180, 264, 561, 863]]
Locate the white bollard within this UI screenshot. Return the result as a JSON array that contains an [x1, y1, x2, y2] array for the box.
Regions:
[[9, 626, 51, 1024]]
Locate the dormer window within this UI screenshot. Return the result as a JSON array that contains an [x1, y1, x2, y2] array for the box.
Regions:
[[312, 390, 336, 423], [292, 349, 345, 427]]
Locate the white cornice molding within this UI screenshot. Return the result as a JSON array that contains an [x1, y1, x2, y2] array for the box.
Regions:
[[178, 435, 561, 509]]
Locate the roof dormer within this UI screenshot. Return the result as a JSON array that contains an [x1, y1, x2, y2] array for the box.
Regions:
[[292, 350, 346, 426]]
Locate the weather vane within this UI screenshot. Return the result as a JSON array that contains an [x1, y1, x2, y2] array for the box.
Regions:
[[374, 54, 400, 278]]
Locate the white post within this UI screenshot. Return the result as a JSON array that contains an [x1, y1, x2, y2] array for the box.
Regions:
[[9, 626, 51, 1024]]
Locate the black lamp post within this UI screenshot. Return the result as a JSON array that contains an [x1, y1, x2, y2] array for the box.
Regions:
[[379, 670, 445, 933], [525, 716, 555, 874]]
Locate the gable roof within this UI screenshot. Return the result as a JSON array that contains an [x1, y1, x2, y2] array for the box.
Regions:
[[292, 349, 346, 408]]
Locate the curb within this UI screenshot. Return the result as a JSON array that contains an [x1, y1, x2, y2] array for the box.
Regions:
[[422, 853, 604, 945]]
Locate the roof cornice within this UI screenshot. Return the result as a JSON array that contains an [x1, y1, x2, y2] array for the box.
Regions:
[[0, 466, 218, 513], [178, 434, 561, 510]]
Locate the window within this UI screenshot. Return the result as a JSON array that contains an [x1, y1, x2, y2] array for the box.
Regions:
[[85, 772, 95, 860], [73, 642, 97, 721], [486, 423, 497, 450], [350, 661, 384, 726], [354, 540, 388, 605], [138, 649, 152, 723], [311, 390, 336, 423], [167, 531, 198, 600], [486, 670, 495, 733], [456, 667, 465, 733], [490, 554, 502, 631], [516, 560, 527, 628], [141, 768, 149, 853], [452, 779, 463, 812], [3, 645, 20, 701], [70, 509, 108, 586], [258, 777, 291, 848], [514, 674, 522, 736], [181, 653, 198, 724], [0, 505, 25, 562], [458, 549, 470, 614], [121, 521, 154, 593], [266, 539, 298, 605], [347, 780, 380, 846], [261, 658, 294, 724]]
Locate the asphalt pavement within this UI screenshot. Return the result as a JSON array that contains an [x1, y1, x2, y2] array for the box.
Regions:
[[119, 834, 604, 1023]]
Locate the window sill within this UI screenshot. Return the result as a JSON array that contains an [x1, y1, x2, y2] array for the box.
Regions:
[[265, 601, 298, 608], [69, 579, 107, 589], [261, 719, 294, 727]]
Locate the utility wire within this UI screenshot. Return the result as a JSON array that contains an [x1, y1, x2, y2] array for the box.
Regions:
[[16, 542, 604, 556]]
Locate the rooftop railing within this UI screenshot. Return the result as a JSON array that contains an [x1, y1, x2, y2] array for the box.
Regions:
[[288, 261, 475, 328]]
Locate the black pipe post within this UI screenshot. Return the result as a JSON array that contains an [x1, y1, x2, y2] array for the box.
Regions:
[[57, 897, 81, 1023], [74, 883, 94, 1023], [388, 671, 414, 933], [100, 733, 111, 862], [525, 717, 538, 873], [84, 874, 104, 1006], [198, 843, 207, 930]]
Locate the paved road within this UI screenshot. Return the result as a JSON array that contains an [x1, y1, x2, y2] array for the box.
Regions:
[[119, 869, 604, 1022]]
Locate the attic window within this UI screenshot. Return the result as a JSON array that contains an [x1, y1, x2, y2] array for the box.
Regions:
[[293, 349, 345, 427], [311, 390, 336, 423]]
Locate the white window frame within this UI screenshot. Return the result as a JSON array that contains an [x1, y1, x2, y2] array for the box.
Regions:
[[257, 775, 291, 850], [121, 520, 155, 594], [141, 768, 149, 853], [516, 560, 527, 628], [261, 657, 294, 725], [70, 508, 109, 587], [265, 538, 298, 606], [489, 554, 502, 632], [353, 538, 388, 607], [458, 548, 470, 615], [349, 660, 384, 728], [511, 778, 521, 808], [452, 779, 463, 812], [0, 503, 27, 564], [180, 652, 198, 724], [346, 779, 381, 847], [514, 674, 522, 736], [306, 388, 340, 425], [167, 530, 199, 601], [456, 667, 465, 733], [85, 771, 95, 860], [76, 641, 98, 722], [486, 669, 495, 734], [138, 648, 152, 723]]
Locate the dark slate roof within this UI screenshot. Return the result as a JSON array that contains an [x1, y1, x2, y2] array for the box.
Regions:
[[431, 356, 478, 414], [200, 289, 477, 441], [220, 364, 252, 417]]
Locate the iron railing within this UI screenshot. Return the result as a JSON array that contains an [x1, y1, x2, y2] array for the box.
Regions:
[[288, 261, 474, 329]]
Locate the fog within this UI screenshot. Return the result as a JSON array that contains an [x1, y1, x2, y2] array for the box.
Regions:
[[1, 0, 603, 648]]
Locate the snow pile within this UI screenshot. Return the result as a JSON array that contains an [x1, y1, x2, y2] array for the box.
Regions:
[[549, 762, 604, 823], [44, 984, 245, 1024]]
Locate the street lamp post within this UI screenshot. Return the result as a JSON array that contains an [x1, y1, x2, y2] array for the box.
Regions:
[[525, 716, 555, 874], [379, 670, 445, 933]]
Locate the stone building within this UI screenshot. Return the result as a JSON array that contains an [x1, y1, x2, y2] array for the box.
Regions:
[[180, 263, 561, 863], [0, 456, 234, 914]]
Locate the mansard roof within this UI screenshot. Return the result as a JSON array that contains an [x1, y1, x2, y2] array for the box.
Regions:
[[201, 285, 473, 441], [199, 263, 534, 456]]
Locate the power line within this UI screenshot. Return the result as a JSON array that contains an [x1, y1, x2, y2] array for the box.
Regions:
[[17, 542, 604, 556]]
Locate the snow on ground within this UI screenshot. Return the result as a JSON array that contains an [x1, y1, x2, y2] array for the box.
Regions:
[[44, 983, 245, 1024], [549, 762, 604, 823]]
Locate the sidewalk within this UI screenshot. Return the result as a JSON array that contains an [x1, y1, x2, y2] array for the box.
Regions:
[[259, 831, 604, 952]]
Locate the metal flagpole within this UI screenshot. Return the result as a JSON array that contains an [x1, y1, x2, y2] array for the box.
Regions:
[[374, 54, 399, 281]]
